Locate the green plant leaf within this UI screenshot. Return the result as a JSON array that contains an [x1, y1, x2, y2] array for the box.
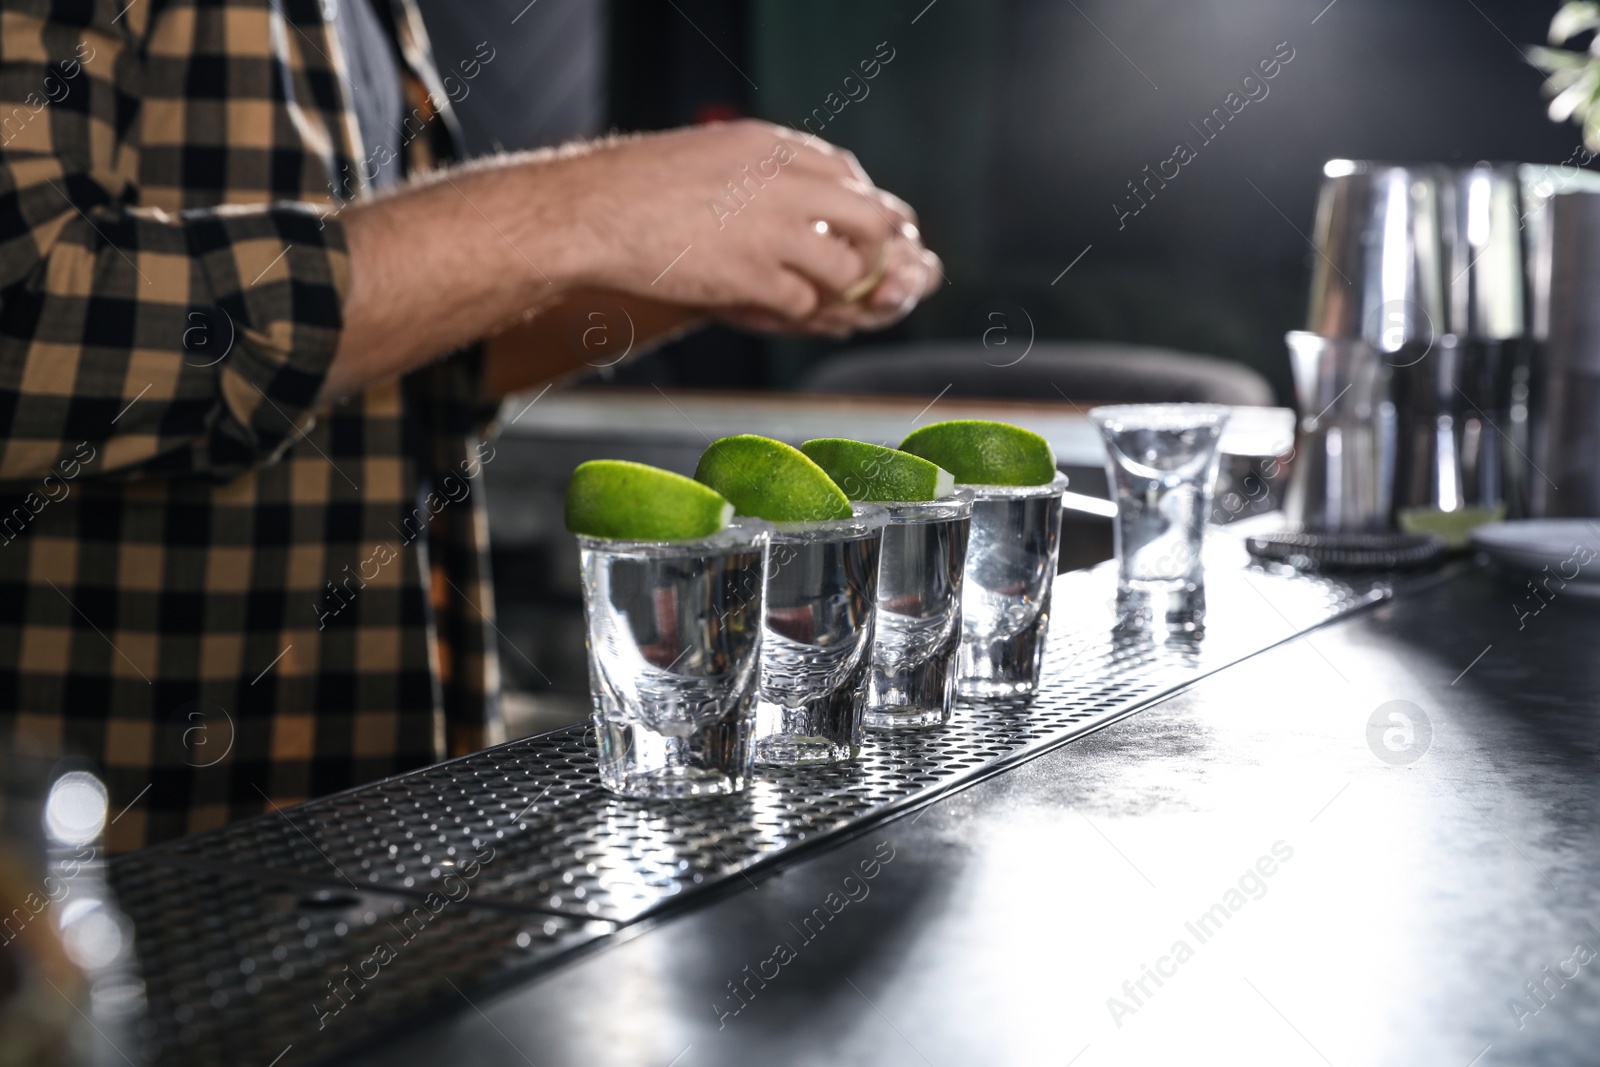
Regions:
[[1527, 44, 1590, 74], [1549, 67, 1600, 121], [1523, 8, 1600, 157], [1584, 94, 1600, 152], [1552, 2, 1600, 46]]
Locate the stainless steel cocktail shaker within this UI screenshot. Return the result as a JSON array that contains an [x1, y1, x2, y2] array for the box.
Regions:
[[1287, 160, 1529, 534]]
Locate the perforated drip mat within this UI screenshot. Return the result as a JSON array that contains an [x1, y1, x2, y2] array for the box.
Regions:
[[114, 547, 1406, 1065], [109, 856, 606, 1066]]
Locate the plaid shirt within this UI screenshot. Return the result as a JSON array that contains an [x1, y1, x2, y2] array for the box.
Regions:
[[0, 0, 503, 851]]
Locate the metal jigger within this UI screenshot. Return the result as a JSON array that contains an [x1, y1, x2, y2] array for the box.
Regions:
[[1284, 331, 1392, 532]]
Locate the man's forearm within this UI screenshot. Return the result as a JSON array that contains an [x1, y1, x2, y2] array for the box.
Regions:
[[319, 154, 588, 404]]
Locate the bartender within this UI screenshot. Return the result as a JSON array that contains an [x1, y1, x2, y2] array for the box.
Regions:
[[0, 0, 940, 850]]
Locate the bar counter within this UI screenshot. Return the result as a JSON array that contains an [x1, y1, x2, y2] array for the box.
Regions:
[[115, 542, 1600, 1066]]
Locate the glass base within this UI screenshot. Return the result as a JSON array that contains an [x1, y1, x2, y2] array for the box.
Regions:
[[598, 762, 746, 799], [753, 735, 858, 764], [956, 676, 1040, 700], [957, 611, 1050, 702], [864, 703, 950, 730], [866, 634, 958, 731], [752, 686, 864, 766], [1114, 580, 1206, 634], [592, 703, 753, 800]]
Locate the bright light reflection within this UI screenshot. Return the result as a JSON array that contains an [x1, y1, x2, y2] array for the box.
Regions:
[[56, 897, 104, 927], [61, 908, 125, 970], [1436, 415, 1460, 512], [1467, 171, 1492, 249], [1378, 171, 1410, 352], [44, 770, 107, 845]]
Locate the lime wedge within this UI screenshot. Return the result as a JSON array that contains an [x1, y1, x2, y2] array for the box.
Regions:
[[565, 460, 733, 540], [1399, 504, 1506, 550], [799, 438, 954, 502], [694, 435, 852, 523], [899, 419, 1056, 486]]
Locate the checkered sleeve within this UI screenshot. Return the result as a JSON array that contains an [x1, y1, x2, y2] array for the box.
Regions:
[[0, 4, 349, 488]]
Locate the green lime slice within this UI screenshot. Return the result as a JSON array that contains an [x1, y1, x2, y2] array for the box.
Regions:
[[565, 460, 733, 540], [899, 419, 1057, 486], [799, 438, 955, 502], [1399, 504, 1506, 550], [694, 435, 852, 523]]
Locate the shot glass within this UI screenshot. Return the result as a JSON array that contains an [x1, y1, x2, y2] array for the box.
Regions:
[[1090, 404, 1230, 634], [865, 490, 973, 730], [754, 503, 887, 765], [579, 522, 769, 798], [958, 472, 1069, 699]]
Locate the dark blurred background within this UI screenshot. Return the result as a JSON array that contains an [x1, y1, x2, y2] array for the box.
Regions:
[[418, 0, 1587, 405]]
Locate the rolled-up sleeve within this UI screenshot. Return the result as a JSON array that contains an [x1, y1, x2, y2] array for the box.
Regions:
[[0, 7, 350, 486]]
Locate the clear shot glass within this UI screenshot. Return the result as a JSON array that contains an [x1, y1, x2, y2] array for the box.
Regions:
[[1090, 404, 1231, 634], [578, 522, 769, 798], [957, 472, 1069, 700], [753, 503, 887, 765], [865, 490, 973, 730]]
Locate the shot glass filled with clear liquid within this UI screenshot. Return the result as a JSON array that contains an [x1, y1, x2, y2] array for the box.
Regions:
[[958, 472, 1068, 699], [754, 503, 887, 764], [866, 490, 972, 729], [579, 522, 768, 798], [1090, 404, 1230, 634]]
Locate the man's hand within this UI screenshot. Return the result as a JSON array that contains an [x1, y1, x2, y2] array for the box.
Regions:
[[324, 120, 938, 403], [718, 221, 944, 338], [558, 120, 926, 320]]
